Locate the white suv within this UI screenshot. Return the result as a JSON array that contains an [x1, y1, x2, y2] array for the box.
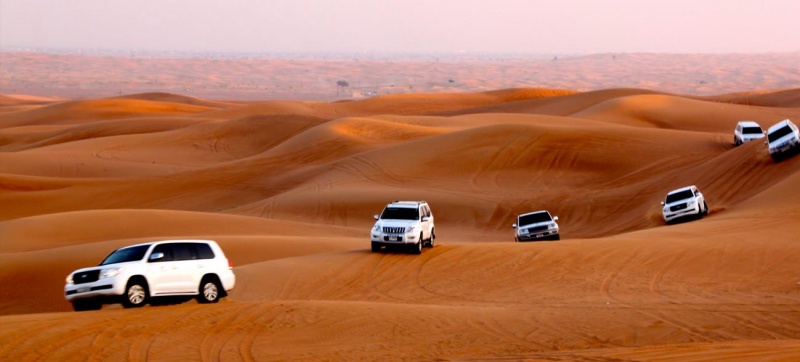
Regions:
[[661, 186, 708, 224], [513, 210, 560, 241], [765, 119, 800, 161], [733, 120, 765, 146], [65, 239, 235, 311], [371, 201, 435, 254]]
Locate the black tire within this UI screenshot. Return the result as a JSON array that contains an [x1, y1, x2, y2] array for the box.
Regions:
[[553, 234, 561, 241], [197, 277, 222, 304], [371, 242, 382, 253], [411, 234, 423, 254], [72, 299, 102, 312], [426, 228, 435, 248], [122, 278, 149, 308], [702, 201, 709, 216]]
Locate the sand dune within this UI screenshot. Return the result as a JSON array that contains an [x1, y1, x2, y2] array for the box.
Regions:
[[1, 88, 799, 361]]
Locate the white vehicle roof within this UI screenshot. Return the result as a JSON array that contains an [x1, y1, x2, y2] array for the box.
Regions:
[[518, 210, 551, 218], [386, 201, 426, 208], [737, 120, 762, 128], [767, 119, 796, 134], [116, 239, 218, 250], [666, 185, 696, 195]]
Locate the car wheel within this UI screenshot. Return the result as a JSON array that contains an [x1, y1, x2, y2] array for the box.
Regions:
[[426, 228, 435, 248], [197, 277, 222, 304], [371, 242, 381, 253], [72, 299, 102, 312], [411, 234, 423, 254], [122, 278, 148, 308], [553, 234, 561, 241], [702, 201, 709, 216]]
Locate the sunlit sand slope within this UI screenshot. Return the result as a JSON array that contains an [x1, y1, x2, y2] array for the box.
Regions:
[[1, 89, 798, 361]]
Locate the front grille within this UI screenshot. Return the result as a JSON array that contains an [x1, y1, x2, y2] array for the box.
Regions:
[[73, 270, 100, 285], [383, 227, 405, 234], [670, 203, 687, 212], [525, 225, 549, 234]]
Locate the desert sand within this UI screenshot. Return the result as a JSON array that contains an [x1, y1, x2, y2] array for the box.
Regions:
[[1, 84, 799, 361]]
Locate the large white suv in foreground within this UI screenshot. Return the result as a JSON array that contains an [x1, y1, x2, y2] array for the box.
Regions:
[[765, 119, 800, 161], [661, 186, 708, 224], [733, 120, 765, 146], [513, 210, 560, 241], [371, 201, 435, 254], [65, 239, 235, 311]]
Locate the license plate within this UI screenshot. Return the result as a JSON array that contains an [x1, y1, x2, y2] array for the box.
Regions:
[[388, 236, 398, 241], [77, 287, 89, 293], [536, 233, 543, 238]]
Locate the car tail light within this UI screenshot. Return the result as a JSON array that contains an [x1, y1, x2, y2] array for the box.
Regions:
[[228, 260, 233, 269]]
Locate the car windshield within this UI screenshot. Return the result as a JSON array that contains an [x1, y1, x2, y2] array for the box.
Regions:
[[768, 125, 793, 142], [380, 207, 419, 220], [742, 126, 763, 134], [518, 212, 551, 226], [99, 244, 150, 266], [665, 190, 694, 204]]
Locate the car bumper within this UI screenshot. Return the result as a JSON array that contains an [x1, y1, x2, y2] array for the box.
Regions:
[[371, 233, 419, 244], [65, 278, 127, 302], [663, 206, 700, 222], [516, 230, 559, 241], [770, 141, 799, 155], [220, 270, 236, 291]]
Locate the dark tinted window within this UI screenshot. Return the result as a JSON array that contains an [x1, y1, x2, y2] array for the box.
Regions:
[[173, 243, 196, 261], [100, 245, 150, 266], [665, 190, 694, 204], [196, 243, 215, 259], [380, 207, 419, 220], [518, 212, 552, 226], [149, 243, 174, 262], [768, 125, 793, 142], [742, 127, 763, 134]]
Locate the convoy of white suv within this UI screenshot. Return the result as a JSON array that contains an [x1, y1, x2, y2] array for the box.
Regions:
[[65, 239, 235, 311], [371, 201, 435, 254], [62, 117, 798, 311]]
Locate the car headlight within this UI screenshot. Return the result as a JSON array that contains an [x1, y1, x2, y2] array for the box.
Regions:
[[66, 274, 74, 284], [100, 268, 123, 279], [373, 224, 380, 232], [405, 225, 415, 233], [548, 224, 556, 230]]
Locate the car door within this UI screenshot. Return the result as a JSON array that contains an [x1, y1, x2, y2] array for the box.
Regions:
[[147, 243, 181, 295], [171, 243, 204, 293], [420, 205, 432, 239]]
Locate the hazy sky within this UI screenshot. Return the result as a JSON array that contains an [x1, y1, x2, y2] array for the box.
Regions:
[[1, 0, 798, 54]]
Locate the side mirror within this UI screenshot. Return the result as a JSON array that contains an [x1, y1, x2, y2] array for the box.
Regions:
[[421, 216, 430, 222], [553, 216, 559, 221], [660, 201, 665, 205], [373, 214, 379, 220], [512, 223, 517, 228], [149, 252, 164, 261]]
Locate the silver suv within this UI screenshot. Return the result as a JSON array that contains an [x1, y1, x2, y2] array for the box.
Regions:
[[371, 201, 435, 254], [513, 210, 560, 241], [661, 186, 708, 224], [65, 239, 235, 311]]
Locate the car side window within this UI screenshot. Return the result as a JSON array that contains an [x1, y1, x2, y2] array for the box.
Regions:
[[149, 244, 174, 262], [173, 243, 196, 261], [424, 206, 431, 217], [195, 243, 215, 260]]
